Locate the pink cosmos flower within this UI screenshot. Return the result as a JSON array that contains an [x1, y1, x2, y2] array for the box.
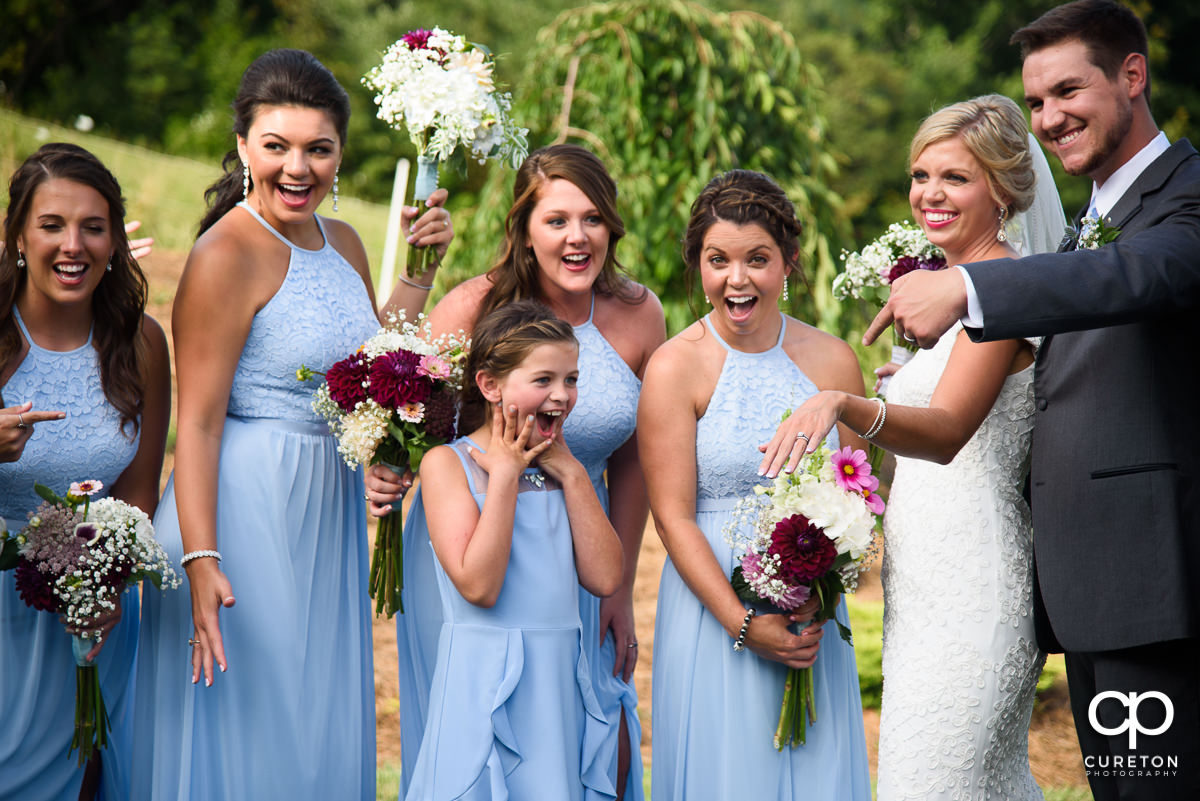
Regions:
[[859, 474, 886, 515], [417, 355, 451, 381], [69, 480, 103, 497], [831, 446, 873, 493]]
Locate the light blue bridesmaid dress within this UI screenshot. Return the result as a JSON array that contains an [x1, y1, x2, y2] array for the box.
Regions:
[[651, 314, 871, 800], [398, 296, 643, 798], [0, 309, 140, 801], [131, 204, 379, 800], [404, 438, 613, 801]]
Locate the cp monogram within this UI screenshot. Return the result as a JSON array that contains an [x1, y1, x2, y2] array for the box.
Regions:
[[1088, 691, 1174, 749]]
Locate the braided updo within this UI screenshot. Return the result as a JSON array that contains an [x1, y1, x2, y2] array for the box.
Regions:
[[682, 170, 804, 300], [457, 300, 578, 434]]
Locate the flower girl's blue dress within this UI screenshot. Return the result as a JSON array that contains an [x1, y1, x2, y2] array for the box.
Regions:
[[132, 204, 379, 799], [404, 437, 613, 800]]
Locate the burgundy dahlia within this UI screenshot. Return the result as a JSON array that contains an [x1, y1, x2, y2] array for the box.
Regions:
[[769, 514, 838, 584], [14, 559, 57, 613], [402, 29, 434, 50], [887, 254, 947, 284], [325, 353, 371, 412], [368, 350, 433, 409]]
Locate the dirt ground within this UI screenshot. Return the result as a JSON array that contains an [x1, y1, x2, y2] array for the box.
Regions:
[[144, 248, 1087, 791]]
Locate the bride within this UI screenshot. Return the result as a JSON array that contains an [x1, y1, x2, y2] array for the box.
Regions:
[[759, 94, 1064, 799]]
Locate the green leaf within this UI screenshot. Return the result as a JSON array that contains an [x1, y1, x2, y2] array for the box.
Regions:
[[0, 536, 20, 572], [34, 483, 61, 505], [730, 565, 768, 605]]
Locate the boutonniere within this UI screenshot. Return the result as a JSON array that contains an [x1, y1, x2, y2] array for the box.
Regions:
[[1075, 214, 1121, 250]]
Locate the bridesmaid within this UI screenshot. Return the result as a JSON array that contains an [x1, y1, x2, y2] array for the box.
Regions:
[[638, 170, 871, 800], [368, 144, 664, 800], [0, 143, 170, 800], [130, 49, 451, 799]]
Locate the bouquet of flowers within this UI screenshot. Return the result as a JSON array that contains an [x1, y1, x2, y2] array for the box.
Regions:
[[725, 446, 884, 748], [363, 27, 529, 275], [300, 313, 466, 617], [0, 480, 179, 763]]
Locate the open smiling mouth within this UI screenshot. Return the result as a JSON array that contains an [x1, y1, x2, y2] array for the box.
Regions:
[[278, 183, 314, 207], [726, 295, 757, 319], [535, 410, 563, 438]]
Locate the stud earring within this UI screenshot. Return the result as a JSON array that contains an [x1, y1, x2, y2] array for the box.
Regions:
[[243, 162, 251, 199], [106, 261, 112, 272], [332, 169, 340, 213], [16, 251, 25, 269], [997, 206, 1009, 243]]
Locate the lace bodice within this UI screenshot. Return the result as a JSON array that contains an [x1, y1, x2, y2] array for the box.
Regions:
[[562, 299, 641, 490], [0, 310, 139, 526], [695, 314, 836, 501], [227, 203, 378, 422]]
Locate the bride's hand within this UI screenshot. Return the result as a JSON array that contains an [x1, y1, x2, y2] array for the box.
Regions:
[[743, 612, 824, 669], [186, 558, 236, 686], [757, 391, 846, 478]]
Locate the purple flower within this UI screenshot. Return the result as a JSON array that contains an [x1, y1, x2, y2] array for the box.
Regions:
[[14, 559, 57, 613], [402, 29, 434, 50], [422, 388, 457, 442], [368, 350, 433, 409], [325, 353, 370, 412], [887, 254, 948, 284]]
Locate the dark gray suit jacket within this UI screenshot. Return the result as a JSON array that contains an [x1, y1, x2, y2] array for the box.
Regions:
[[964, 139, 1200, 653]]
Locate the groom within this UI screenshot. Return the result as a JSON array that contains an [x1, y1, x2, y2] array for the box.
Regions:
[[865, 2, 1199, 799]]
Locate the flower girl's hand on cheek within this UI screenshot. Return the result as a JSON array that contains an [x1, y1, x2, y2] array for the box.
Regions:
[[469, 404, 551, 483], [534, 419, 583, 484]]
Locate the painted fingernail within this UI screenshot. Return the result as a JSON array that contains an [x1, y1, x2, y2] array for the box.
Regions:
[[206, 676, 213, 687], [527, 415, 534, 423], [220, 664, 227, 673]]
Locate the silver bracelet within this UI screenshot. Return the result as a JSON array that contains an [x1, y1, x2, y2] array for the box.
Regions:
[[732, 608, 757, 652], [397, 273, 434, 290], [863, 397, 887, 440], [180, 549, 222, 566]]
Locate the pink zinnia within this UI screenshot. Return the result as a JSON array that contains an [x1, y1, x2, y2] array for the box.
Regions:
[[69, 480, 103, 497], [417, 354, 451, 381], [831, 446, 873, 493]]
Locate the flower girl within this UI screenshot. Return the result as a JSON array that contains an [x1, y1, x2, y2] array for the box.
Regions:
[[406, 300, 624, 800]]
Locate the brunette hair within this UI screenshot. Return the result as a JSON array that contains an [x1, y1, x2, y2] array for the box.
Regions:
[[458, 299, 577, 434], [477, 144, 643, 323], [198, 49, 351, 235], [1011, 0, 1151, 102], [909, 94, 1036, 215], [1, 143, 148, 435], [681, 170, 804, 300]]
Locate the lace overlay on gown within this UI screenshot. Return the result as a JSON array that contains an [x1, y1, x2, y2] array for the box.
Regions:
[[877, 324, 1045, 801]]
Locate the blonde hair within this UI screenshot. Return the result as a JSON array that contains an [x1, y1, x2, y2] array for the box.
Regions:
[[909, 94, 1035, 215]]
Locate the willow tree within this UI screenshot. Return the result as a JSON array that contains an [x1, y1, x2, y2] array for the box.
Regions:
[[443, 0, 850, 335]]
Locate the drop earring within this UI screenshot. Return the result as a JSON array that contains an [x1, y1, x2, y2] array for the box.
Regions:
[[782, 277, 790, 304], [106, 261, 112, 272], [997, 206, 1009, 242], [243, 162, 251, 199], [16, 251, 25, 269], [332, 169, 340, 213]]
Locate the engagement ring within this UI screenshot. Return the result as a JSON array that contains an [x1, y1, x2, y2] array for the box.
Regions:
[[628, 642, 638, 649], [188, 638, 200, 646], [796, 432, 810, 442]]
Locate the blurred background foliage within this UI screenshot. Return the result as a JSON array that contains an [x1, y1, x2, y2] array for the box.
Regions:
[[2, 0, 1196, 338]]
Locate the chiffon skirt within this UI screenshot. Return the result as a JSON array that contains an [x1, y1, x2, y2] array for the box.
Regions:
[[0, 572, 138, 801], [651, 504, 871, 801], [131, 417, 374, 800]]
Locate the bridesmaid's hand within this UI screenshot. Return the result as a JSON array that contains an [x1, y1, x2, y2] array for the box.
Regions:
[[757, 391, 846, 478], [402, 188, 453, 262], [365, 462, 412, 517], [186, 558, 236, 686], [124, 220, 155, 261], [601, 593, 639, 682], [744, 612, 824, 670], [0, 401, 66, 462]]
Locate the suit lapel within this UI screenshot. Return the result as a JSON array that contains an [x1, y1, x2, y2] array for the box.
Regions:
[[1104, 139, 1194, 231]]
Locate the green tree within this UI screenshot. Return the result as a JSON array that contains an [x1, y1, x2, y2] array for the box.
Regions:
[[444, 0, 849, 336]]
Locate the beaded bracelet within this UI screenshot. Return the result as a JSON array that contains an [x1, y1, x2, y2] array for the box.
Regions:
[[180, 549, 222, 566], [732, 608, 757, 652], [863, 397, 887, 440]]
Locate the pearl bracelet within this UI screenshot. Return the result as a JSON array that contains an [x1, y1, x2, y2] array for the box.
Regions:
[[180, 550, 222, 566], [863, 397, 887, 440], [732, 608, 757, 652]]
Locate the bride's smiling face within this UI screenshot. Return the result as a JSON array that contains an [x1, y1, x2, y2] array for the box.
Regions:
[[909, 137, 1003, 263]]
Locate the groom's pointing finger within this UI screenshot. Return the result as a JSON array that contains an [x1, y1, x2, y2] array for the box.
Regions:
[[862, 304, 895, 346]]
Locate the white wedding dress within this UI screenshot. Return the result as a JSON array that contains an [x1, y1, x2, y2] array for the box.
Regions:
[[875, 324, 1046, 801]]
